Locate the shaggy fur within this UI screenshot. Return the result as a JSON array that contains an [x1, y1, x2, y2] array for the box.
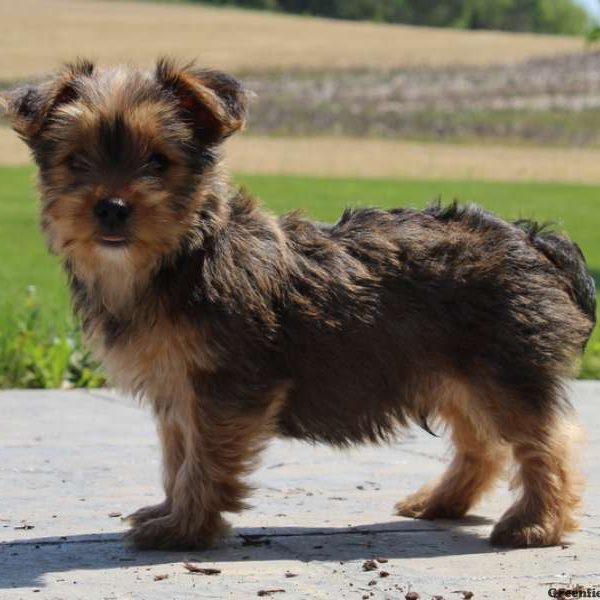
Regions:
[[1, 59, 596, 550]]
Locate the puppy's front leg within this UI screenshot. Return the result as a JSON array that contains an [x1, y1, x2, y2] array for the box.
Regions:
[[126, 411, 185, 526], [128, 388, 283, 550]]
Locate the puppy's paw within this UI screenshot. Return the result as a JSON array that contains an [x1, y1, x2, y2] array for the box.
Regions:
[[125, 501, 170, 526], [395, 493, 431, 519], [126, 513, 230, 551], [490, 516, 562, 547], [395, 490, 468, 520]]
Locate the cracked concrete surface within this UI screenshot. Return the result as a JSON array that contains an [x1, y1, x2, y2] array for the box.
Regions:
[[1, 384, 599, 599]]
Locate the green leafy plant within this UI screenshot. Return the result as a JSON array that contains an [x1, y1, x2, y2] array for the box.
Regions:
[[586, 25, 600, 45], [581, 340, 600, 379], [0, 287, 105, 389]]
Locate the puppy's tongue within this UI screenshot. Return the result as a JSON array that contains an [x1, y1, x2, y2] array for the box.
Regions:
[[101, 235, 126, 242]]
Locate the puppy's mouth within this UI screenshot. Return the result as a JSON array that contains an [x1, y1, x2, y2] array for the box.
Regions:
[[97, 234, 130, 248]]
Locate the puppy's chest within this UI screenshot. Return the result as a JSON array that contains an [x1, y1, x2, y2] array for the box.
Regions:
[[92, 315, 214, 408]]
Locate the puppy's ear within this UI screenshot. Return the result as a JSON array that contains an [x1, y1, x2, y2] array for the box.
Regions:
[[1, 59, 94, 144], [156, 58, 248, 144]]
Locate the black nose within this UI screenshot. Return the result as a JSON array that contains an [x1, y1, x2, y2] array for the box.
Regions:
[[93, 198, 131, 232]]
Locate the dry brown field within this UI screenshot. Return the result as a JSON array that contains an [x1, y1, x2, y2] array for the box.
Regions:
[[226, 136, 600, 183], [0, 0, 586, 80]]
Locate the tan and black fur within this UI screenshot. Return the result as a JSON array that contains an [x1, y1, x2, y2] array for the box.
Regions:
[[1, 59, 596, 550]]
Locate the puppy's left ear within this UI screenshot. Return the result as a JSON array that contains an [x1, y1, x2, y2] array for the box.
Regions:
[[1, 60, 95, 145], [156, 58, 248, 144]]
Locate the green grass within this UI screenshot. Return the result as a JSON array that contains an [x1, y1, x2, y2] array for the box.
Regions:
[[1, 166, 598, 386]]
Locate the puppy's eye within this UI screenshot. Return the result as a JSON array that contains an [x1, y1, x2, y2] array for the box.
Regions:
[[66, 154, 88, 173], [147, 152, 171, 173]]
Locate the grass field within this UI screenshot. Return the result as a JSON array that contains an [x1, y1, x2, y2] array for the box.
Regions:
[[0, 0, 585, 81], [1, 165, 598, 387]]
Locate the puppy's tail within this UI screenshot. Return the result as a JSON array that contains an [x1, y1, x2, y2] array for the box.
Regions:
[[516, 220, 596, 329]]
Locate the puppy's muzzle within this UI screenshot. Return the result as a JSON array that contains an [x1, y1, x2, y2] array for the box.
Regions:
[[93, 197, 131, 246]]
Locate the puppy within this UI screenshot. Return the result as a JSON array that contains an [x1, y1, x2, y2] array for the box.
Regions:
[[1, 59, 596, 550]]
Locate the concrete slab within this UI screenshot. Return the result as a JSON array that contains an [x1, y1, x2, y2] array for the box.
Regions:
[[1, 383, 600, 599]]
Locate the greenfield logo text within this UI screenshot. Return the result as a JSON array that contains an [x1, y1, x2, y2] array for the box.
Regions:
[[548, 589, 600, 598]]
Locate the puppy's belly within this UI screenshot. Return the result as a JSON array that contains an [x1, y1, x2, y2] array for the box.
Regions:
[[276, 370, 417, 446]]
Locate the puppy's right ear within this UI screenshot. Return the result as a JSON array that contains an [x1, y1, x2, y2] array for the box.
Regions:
[[1, 84, 54, 142], [1, 60, 95, 145]]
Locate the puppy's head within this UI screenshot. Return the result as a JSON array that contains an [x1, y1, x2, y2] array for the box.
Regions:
[[1, 59, 247, 279]]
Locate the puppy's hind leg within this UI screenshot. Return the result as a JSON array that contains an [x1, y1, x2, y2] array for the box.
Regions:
[[490, 401, 582, 548], [396, 381, 507, 520]]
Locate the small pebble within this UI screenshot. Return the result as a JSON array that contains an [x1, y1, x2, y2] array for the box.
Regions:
[[362, 559, 378, 572]]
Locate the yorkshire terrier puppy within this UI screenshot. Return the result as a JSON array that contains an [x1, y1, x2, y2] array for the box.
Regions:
[[1, 59, 596, 550]]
